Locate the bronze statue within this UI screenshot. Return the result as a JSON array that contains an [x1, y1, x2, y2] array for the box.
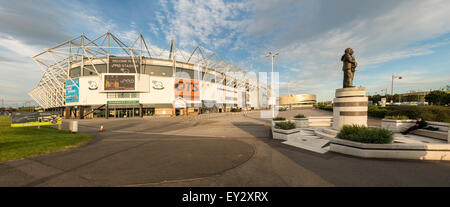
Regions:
[[341, 48, 358, 88]]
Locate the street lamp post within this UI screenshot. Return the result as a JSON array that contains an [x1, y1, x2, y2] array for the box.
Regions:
[[266, 51, 279, 118], [391, 74, 403, 103], [287, 81, 290, 96], [381, 88, 388, 97]]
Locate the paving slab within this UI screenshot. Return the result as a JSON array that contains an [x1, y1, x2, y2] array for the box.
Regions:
[[2, 110, 450, 186]]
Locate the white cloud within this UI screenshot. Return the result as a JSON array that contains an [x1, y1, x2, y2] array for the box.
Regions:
[[156, 0, 250, 49], [2, 0, 450, 105], [0, 33, 41, 57], [253, 0, 450, 100]]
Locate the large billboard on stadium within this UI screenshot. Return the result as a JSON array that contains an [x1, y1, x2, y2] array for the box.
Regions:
[[109, 57, 140, 73], [11, 112, 62, 127], [66, 78, 79, 103], [104, 75, 135, 90], [175, 78, 200, 102]]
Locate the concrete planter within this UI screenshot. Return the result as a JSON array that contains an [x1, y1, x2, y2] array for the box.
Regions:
[[309, 116, 333, 127], [381, 119, 416, 133], [272, 127, 300, 141], [330, 138, 450, 161], [293, 118, 309, 128]]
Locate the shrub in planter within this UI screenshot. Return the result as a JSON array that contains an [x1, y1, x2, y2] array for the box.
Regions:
[[272, 117, 287, 127], [337, 125, 394, 144], [273, 117, 286, 121], [272, 121, 299, 140], [275, 121, 296, 130], [294, 114, 306, 118], [384, 115, 409, 120]]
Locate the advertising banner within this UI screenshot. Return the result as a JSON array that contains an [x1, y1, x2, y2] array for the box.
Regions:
[[175, 78, 200, 102], [11, 112, 62, 127], [104, 75, 135, 90], [66, 78, 79, 103], [109, 57, 140, 73]]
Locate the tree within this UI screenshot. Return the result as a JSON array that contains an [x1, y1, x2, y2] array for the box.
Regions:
[[391, 94, 400, 102], [439, 84, 450, 91], [425, 90, 449, 106], [368, 94, 382, 104], [442, 92, 449, 105]]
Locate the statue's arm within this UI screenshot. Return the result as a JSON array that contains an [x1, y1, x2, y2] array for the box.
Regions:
[[344, 54, 355, 64]]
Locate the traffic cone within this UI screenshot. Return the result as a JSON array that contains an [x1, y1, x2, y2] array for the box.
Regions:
[[99, 125, 104, 132]]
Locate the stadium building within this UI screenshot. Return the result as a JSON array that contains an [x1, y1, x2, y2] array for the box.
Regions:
[[29, 32, 269, 119], [279, 94, 317, 108]]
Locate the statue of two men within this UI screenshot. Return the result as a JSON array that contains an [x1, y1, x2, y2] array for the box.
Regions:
[[341, 48, 358, 88]]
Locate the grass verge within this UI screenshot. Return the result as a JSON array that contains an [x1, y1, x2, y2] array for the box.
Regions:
[[0, 117, 93, 162]]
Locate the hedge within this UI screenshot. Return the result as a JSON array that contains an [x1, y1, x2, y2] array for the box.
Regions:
[[372, 105, 450, 123], [317, 104, 450, 123], [316, 104, 333, 111]]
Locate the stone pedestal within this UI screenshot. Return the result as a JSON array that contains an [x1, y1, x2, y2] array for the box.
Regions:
[[332, 87, 368, 130]]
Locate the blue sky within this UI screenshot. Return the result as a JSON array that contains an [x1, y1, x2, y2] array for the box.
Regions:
[[0, 0, 450, 107]]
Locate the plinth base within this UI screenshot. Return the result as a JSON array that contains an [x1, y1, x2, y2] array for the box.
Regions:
[[333, 87, 368, 130]]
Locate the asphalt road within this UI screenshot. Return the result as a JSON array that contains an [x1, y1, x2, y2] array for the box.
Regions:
[[1, 109, 449, 186]]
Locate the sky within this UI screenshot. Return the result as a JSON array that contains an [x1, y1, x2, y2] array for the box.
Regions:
[[0, 0, 450, 107]]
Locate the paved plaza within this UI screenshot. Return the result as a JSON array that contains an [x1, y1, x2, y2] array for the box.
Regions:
[[1, 108, 450, 187]]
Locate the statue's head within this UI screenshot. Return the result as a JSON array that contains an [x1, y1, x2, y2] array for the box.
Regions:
[[345, 48, 354, 55]]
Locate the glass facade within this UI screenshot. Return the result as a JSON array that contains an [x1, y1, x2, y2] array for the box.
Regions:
[[84, 64, 107, 75], [70, 63, 216, 82], [70, 65, 107, 77], [70, 66, 81, 78], [144, 65, 173, 77], [176, 67, 202, 80]]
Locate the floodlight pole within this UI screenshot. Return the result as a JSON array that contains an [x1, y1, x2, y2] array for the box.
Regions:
[[288, 81, 290, 96], [391, 74, 403, 103], [266, 51, 279, 118]]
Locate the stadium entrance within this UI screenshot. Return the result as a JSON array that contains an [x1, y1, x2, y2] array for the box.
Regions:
[[108, 107, 139, 118]]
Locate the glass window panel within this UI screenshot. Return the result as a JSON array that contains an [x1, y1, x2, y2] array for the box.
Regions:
[[70, 67, 81, 78], [144, 65, 173, 77]]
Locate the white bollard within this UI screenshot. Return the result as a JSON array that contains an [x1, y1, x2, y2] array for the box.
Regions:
[[71, 120, 78, 133]]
